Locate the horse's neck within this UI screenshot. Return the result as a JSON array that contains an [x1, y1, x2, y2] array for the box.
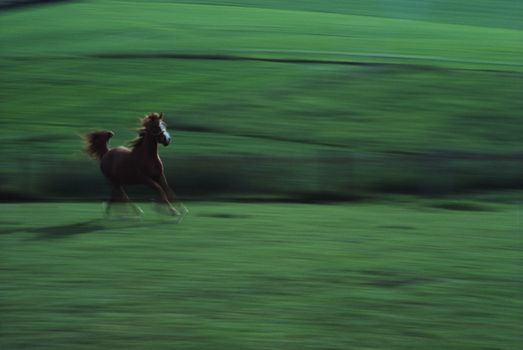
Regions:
[[133, 134, 158, 159]]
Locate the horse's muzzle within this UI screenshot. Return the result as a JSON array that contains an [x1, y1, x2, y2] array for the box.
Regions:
[[159, 132, 171, 146]]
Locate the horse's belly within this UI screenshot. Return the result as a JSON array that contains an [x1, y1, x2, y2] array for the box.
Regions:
[[100, 148, 142, 184]]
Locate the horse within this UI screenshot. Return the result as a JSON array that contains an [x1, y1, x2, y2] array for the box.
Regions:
[[84, 112, 187, 218]]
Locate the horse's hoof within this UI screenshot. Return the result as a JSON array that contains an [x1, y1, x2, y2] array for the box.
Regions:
[[153, 203, 181, 217], [174, 215, 185, 224], [133, 205, 144, 216], [169, 208, 181, 216], [178, 204, 189, 215]]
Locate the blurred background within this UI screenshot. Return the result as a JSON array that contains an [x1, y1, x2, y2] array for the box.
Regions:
[[1, 0, 522, 202], [1, 1, 522, 350]]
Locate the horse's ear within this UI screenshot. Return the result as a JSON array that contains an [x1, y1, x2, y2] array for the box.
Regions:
[[159, 112, 163, 119]]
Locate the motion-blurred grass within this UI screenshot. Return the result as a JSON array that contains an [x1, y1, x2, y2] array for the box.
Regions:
[[1, 2, 522, 349], [1, 199, 522, 349], [0, 0, 522, 199]]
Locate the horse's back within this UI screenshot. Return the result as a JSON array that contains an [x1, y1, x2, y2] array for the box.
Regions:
[[105, 146, 131, 157]]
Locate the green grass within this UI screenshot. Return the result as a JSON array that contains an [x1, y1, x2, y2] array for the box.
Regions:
[[2, 56, 522, 199], [1, 199, 522, 349], [1, 2, 522, 349], [1, 0, 522, 199], [2, 1, 522, 65], [169, 0, 523, 31], [3, 58, 521, 153]]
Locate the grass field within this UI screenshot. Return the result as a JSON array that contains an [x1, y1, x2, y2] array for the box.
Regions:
[[1, 198, 522, 349], [1, 0, 522, 199], [1, 2, 522, 348]]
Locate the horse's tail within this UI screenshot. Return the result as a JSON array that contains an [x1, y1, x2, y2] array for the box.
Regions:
[[83, 130, 114, 160]]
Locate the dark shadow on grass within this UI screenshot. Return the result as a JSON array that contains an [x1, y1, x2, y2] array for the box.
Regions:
[[0, 218, 176, 240], [31, 219, 107, 239], [91, 52, 448, 73], [368, 277, 437, 288], [0, 219, 105, 237], [360, 270, 441, 288], [377, 225, 417, 230], [197, 213, 250, 219], [428, 202, 497, 211], [31, 218, 180, 240]]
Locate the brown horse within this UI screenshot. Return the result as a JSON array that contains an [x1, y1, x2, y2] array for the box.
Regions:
[[84, 112, 187, 217]]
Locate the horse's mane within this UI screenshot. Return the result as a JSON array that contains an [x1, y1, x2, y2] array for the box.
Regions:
[[128, 128, 147, 148], [128, 113, 161, 148]]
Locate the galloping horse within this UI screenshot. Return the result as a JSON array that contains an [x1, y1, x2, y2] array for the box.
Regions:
[[84, 112, 187, 217]]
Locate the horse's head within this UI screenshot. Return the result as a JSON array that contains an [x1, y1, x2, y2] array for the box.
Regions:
[[143, 112, 171, 146]]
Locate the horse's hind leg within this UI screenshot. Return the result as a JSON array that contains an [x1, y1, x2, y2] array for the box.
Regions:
[[105, 184, 142, 217], [105, 185, 126, 217], [104, 185, 121, 217], [120, 186, 143, 216]]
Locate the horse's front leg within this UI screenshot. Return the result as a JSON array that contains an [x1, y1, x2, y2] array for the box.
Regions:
[[143, 176, 180, 216], [158, 174, 188, 215]]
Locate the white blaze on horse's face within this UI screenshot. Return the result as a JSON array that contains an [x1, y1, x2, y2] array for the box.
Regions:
[[159, 120, 171, 146]]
